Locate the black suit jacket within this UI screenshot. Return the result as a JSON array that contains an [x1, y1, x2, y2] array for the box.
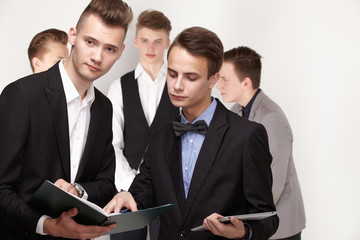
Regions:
[[0, 63, 117, 239], [129, 99, 279, 240]]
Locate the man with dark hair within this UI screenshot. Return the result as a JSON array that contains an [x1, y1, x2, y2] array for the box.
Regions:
[[0, 0, 133, 239], [104, 27, 279, 240], [28, 28, 69, 73], [217, 46, 306, 240], [108, 9, 178, 240]]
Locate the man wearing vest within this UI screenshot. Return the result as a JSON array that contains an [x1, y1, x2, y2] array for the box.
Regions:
[[107, 9, 179, 240]]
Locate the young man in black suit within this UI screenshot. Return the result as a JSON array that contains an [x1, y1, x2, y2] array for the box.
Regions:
[[105, 26, 279, 240], [0, 0, 132, 239]]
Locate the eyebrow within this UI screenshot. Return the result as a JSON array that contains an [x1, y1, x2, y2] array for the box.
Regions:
[[168, 67, 200, 76], [140, 38, 164, 42]]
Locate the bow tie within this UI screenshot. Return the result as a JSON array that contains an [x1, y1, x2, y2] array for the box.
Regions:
[[172, 120, 208, 137]]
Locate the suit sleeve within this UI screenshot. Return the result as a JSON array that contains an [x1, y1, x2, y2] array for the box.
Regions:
[[242, 123, 279, 239], [107, 80, 137, 191], [0, 83, 41, 234], [128, 142, 155, 209], [261, 112, 293, 204]]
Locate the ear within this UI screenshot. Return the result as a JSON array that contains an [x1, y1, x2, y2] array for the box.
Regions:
[[116, 44, 126, 61], [31, 57, 42, 73], [243, 77, 253, 89], [133, 37, 139, 48], [165, 38, 170, 49], [208, 73, 220, 89], [68, 27, 77, 46]]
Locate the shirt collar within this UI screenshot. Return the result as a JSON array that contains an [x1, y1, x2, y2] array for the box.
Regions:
[[59, 60, 95, 105], [181, 98, 217, 127], [242, 88, 261, 119], [134, 62, 167, 80]]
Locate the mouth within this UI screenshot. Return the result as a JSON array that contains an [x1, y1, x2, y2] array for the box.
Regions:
[[86, 63, 101, 72], [146, 53, 156, 58], [170, 94, 186, 101]]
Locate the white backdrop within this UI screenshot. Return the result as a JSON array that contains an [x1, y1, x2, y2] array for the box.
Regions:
[[1, 0, 360, 239]]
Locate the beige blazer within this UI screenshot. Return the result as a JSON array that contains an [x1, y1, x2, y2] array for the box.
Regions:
[[231, 90, 306, 239]]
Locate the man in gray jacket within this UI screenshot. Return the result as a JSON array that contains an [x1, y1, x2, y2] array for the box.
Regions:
[[217, 46, 306, 240]]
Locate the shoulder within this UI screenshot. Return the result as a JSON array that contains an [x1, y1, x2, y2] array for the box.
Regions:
[[253, 93, 293, 138], [216, 102, 266, 137], [1, 72, 48, 99], [94, 87, 113, 111], [254, 92, 287, 121], [120, 70, 135, 82], [108, 77, 122, 95]]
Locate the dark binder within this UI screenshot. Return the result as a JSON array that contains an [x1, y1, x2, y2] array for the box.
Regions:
[[29, 180, 173, 235]]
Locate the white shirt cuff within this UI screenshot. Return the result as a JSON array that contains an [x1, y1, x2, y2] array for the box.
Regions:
[[36, 215, 51, 235]]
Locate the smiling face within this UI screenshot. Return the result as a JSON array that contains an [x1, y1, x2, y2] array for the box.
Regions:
[[167, 46, 218, 121], [134, 27, 170, 66], [65, 14, 126, 87]]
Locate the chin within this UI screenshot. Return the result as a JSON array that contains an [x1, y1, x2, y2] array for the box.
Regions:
[[221, 97, 230, 103], [169, 99, 185, 108]]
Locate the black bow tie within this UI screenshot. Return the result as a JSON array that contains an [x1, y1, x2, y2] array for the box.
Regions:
[[172, 120, 208, 137]]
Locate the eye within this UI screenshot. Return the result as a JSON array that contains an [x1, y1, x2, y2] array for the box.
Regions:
[[107, 47, 114, 53], [141, 39, 148, 44], [187, 76, 198, 81], [167, 71, 177, 78], [87, 40, 93, 45], [155, 40, 162, 45]]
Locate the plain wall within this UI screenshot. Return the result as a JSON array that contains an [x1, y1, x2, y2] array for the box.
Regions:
[[1, 0, 360, 239]]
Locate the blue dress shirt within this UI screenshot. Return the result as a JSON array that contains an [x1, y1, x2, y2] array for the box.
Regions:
[[180, 98, 217, 198]]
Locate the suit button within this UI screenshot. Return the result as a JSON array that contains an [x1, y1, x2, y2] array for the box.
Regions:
[[180, 231, 186, 239]]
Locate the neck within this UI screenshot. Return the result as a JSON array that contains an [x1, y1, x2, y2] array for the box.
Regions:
[[63, 59, 90, 100], [140, 60, 164, 81], [182, 97, 212, 122], [239, 88, 258, 107]]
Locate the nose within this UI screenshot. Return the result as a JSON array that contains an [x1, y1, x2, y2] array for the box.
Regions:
[[216, 79, 223, 90], [91, 47, 102, 63], [147, 41, 156, 50], [174, 77, 184, 92]]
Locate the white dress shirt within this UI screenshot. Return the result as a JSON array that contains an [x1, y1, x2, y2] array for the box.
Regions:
[[107, 62, 167, 191], [36, 60, 94, 235]]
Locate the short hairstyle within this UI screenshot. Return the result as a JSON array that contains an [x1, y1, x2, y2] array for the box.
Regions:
[[224, 46, 262, 89], [28, 28, 68, 71], [76, 0, 133, 32], [168, 26, 224, 79], [136, 9, 172, 36]]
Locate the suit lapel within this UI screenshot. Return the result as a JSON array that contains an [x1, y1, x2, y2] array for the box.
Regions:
[[168, 130, 186, 213], [182, 100, 229, 223], [249, 90, 265, 121], [44, 64, 71, 181]]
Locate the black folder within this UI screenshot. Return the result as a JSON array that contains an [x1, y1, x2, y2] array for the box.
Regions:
[[29, 180, 173, 235]]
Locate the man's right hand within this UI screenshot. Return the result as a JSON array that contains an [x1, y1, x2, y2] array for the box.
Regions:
[[43, 208, 116, 239], [103, 191, 138, 214]]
